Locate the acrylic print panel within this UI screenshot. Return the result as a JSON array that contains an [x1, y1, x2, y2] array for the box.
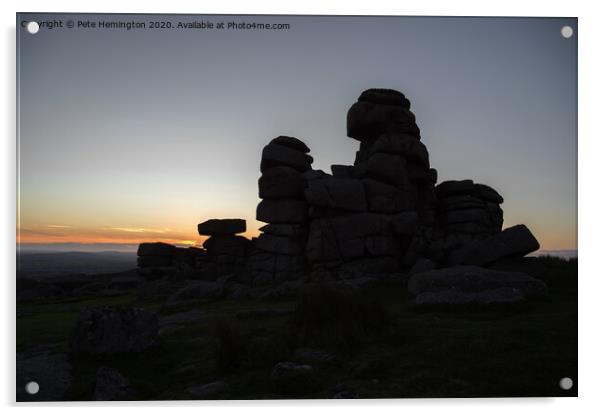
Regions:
[[16, 13, 577, 401]]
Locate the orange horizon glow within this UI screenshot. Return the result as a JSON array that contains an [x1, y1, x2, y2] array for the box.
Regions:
[[16, 222, 576, 252], [17, 224, 262, 248]]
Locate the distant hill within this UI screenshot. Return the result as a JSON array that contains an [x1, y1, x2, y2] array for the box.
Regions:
[[17, 251, 137, 279]]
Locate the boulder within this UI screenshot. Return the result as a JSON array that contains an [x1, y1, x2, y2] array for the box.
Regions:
[[197, 219, 246, 235], [258, 166, 305, 200], [255, 233, 305, 255], [415, 287, 526, 306], [439, 195, 486, 211], [435, 180, 475, 198], [260, 143, 313, 172], [203, 235, 250, 257], [474, 183, 504, 204], [137, 242, 177, 257], [94, 367, 136, 401], [449, 224, 540, 266], [442, 208, 489, 224], [408, 265, 547, 298], [305, 178, 367, 212], [70, 307, 158, 355], [358, 88, 411, 107], [269, 135, 310, 153], [347, 101, 420, 141], [256, 199, 308, 224]]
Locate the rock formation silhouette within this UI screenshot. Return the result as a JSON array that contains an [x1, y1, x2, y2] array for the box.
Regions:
[[136, 88, 543, 302]]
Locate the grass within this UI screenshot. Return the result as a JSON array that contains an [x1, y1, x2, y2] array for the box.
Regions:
[[16, 257, 578, 400]]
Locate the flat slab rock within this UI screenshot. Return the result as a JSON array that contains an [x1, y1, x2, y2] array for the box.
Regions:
[[448, 224, 540, 266], [408, 265, 547, 300], [197, 218, 246, 236]]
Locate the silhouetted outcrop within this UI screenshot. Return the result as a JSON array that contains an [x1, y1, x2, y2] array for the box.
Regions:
[[198, 219, 250, 276], [248, 136, 313, 285], [134, 88, 545, 302], [305, 89, 436, 276]]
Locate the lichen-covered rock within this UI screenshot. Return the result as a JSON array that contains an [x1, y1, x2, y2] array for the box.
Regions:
[[137, 242, 177, 257]]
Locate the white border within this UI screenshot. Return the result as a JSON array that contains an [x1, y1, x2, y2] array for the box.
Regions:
[[3, 0, 601, 413]]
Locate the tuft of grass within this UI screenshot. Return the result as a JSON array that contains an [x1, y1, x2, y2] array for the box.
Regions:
[[212, 319, 244, 374], [288, 284, 389, 352]]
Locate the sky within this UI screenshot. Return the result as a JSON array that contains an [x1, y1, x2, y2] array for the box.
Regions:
[[17, 14, 577, 252]]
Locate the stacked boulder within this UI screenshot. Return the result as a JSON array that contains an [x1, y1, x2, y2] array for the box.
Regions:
[[436, 180, 504, 238], [304, 89, 437, 274], [198, 219, 250, 276], [249, 136, 314, 285], [429, 180, 505, 264]]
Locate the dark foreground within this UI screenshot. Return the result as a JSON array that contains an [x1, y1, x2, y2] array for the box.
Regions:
[[16, 256, 577, 401]]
